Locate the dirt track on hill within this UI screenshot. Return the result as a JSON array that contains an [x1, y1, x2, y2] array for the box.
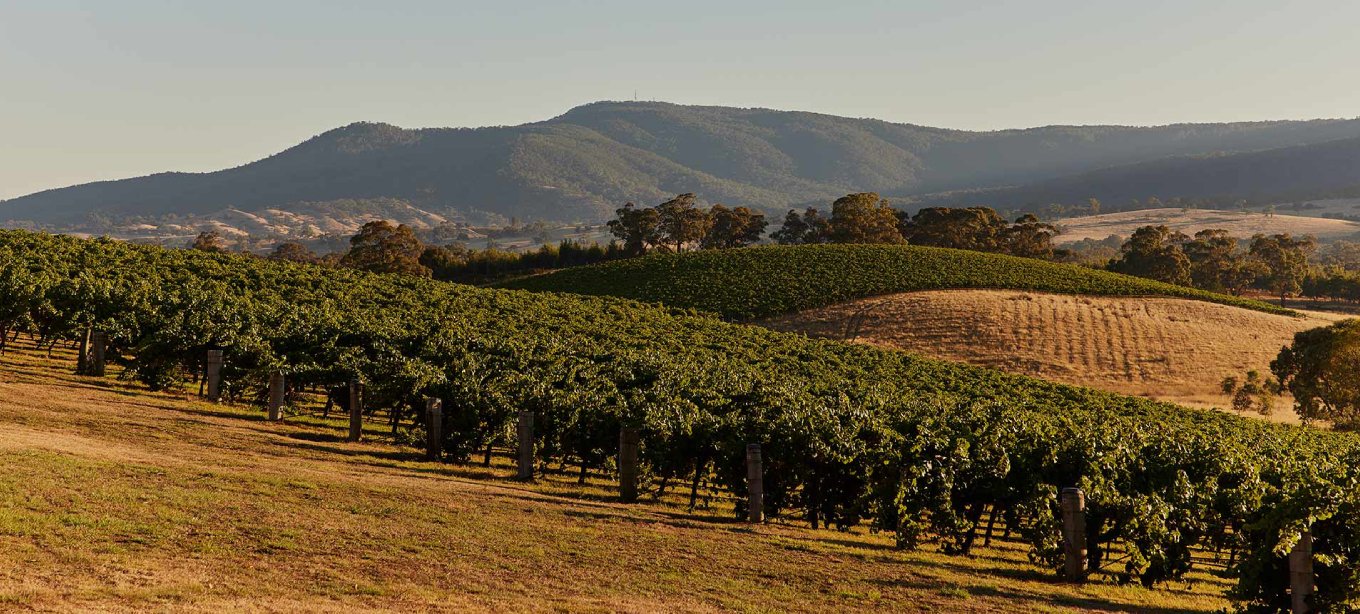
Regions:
[[760, 289, 1349, 418]]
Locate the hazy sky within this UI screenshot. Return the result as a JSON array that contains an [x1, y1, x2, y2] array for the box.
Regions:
[[3, 0, 1359, 200]]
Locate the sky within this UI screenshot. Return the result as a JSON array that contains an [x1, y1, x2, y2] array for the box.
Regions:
[[3, 0, 1359, 200]]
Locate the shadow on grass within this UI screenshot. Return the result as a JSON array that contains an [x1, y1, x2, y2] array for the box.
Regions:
[[271, 438, 421, 464], [282, 431, 347, 443], [246, 431, 758, 531], [968, 582, 1210, 614], [0, 365, 148, 397], [860, 573, 1173, 614]]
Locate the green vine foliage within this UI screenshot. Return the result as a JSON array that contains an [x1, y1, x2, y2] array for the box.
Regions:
[[498, 243, 1294, 320], [1, 229, 1356, 611]]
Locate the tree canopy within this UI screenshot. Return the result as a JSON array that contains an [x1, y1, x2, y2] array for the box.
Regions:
[[1272, 319, 1360, 428], [1249, 233, 1316, 303], [1109, 225, 1192, 286], [702, 204, 768, 250], [339, 220, 429, 277], [269, 242, 319, 264], [606, 203, 662, 256], [607, 196, 766, 254], [656, 194, 712, 253]]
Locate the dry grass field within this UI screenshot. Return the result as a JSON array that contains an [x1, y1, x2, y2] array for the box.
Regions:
[[761, 289, 1350, 417], [0, 338, 1240, 613], [1052, 207, 1360, 244]]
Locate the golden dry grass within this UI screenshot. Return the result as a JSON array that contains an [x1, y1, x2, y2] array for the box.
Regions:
[[761, 289, 1350, 419], [0, 338, 1235, 613], [1052, 207, 1360, 244]]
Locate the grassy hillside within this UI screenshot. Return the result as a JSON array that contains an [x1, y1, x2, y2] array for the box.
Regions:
[[497, 244, 1294, 320], [6, 230, 1359, 607], [8, 101, 1360, 224], [0, 339, 1233, 613], [763, 289, 1341, 411]]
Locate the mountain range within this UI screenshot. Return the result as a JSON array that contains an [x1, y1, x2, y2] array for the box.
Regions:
[[5, 101, 1360, 226]]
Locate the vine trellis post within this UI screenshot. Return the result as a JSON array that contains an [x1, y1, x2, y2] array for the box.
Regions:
[[425, 399, 442, 461], [746, 444, 764, 523], [267, 372, 284, 421], [516, 411, 535, 480], [1061, 487, 1087, 583], [347, 381, 363, 442], [618, 428, 639, 502], [205, 350, 223, 402], [89, 331, 107, 377], [1290, 530, 1314, 614]]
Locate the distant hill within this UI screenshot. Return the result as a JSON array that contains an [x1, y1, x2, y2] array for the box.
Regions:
[[6, 101, 1360, 225], [496, 244, 1291, 319], [914, 136, 1360, 211]]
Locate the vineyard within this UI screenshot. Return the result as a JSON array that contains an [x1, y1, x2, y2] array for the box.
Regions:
[[2, 229, 1357, 612], [497, 244, 1294, 320]]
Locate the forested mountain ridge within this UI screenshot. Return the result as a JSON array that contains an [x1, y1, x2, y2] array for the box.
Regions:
[[555, 102, 1360, 195], [6, 101, 1360, 225], [913, 134, 1360, 210]]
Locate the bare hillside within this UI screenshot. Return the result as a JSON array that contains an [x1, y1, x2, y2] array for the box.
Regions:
[[761, 289, 1347, 417], [1053, 207, 1360, 244]]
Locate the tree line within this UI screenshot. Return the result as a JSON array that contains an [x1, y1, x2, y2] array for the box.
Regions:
[[192, 222, 633, 286], [605, 194, 768, 254], [186, 191, 1077, 284], [192, 193, 1360, 303], [770, 193, 1067, 259], [1106, 225, 1360, 305], [601, 192, 1067, 261]]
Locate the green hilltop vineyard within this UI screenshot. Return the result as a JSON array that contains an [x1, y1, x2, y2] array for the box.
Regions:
[[498, 244, 1294, 320], [0, 229, 1354, 610]]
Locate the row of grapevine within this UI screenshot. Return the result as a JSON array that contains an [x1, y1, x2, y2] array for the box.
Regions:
[[0, 229, 1350, 612], [498, 243, 1293, 320]]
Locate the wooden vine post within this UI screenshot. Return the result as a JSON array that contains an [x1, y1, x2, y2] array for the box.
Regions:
[[425, 398, 442, 461], [516, 411, 534, 480], [89, 331, 107, 377], [76, 328, 91, 375], [746, 444, 764, 523], [267, 371, 284, 421], [1290, 530, 1314, 614], [347, 380, 363, 442], [618, 427, 639, 502], [1061, 487, 1088, 583], [205, 349, 223, 402]]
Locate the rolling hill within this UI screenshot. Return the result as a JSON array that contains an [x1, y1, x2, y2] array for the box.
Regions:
[[761, 289, 1343, 414], [9, 229, 1360, 610], [0, 325, 1235, 613], [498, 244, 1330, 412], [496, 244, 1293, 319], [6, 102, 1360, 225]]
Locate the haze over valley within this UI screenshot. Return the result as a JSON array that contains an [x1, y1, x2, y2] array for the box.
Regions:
[[6, 101, 1360, 239]]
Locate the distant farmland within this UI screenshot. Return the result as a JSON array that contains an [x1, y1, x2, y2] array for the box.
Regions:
[[1052, 207, 1360, 244]]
